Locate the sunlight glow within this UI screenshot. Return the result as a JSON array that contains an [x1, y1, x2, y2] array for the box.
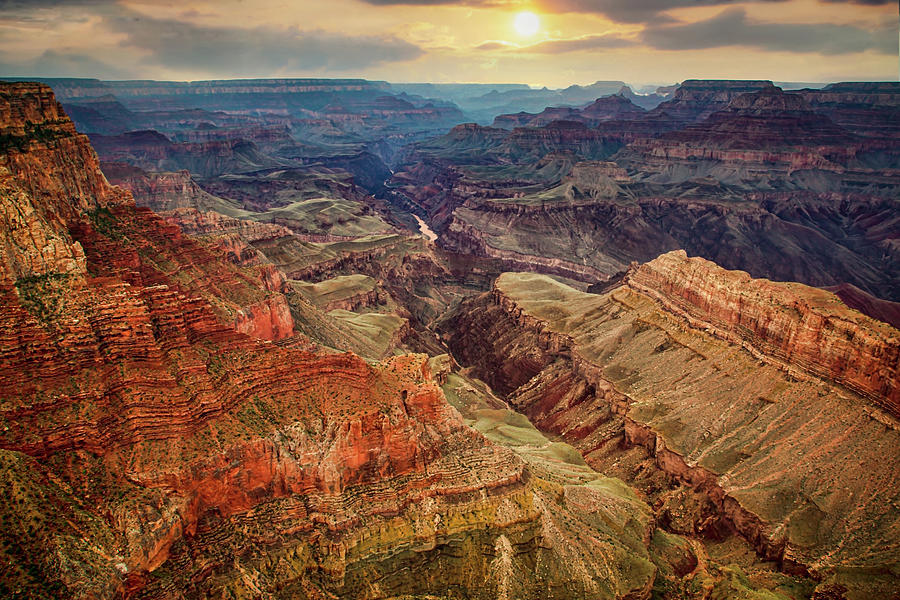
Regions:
[[514, 11, 540, 37]]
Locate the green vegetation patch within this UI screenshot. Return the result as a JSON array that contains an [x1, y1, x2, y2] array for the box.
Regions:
[[294, 274, 376, 308], [253, 197, 393, 237], [0, 119, 70, 152], [328, 310, 406, 358], [86, 206, 124, 240], [14, 272, 72, 324]]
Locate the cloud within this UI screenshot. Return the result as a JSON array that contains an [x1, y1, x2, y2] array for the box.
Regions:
[[536, 0, 789, 24], [515, 34, 636, 53], [820, 0, 892, 4], [359, 0, 788, 24], [0, 49, 129, 79], [360, 0, 891, 25], [642, 7, 896, 54], [0, 0, 114, 7], [104, 11, 424, 76], [475, 40, 519, 51]]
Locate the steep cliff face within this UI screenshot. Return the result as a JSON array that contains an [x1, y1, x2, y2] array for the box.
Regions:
[[0, 81, 664, 600], [90, 131, 289, 178], [826, 282, 900, 330], [0, 83, 128, 281], [392, 81, 900, 310], [498, 121, 624, 162], [101, 163, 243, 215], [493, 94, 646, 129], [437, 190, 900, 302], [255, 232, 460, 336], [627, 251, 900, 416], [646, 79, 779, 123], [799, 82, 900, 138], [440, 258, 900, 596], [625, 88, 893, 173], [407, 121, 623, 165], [232, 295, 294, 341], [169, 124, 294, 150]]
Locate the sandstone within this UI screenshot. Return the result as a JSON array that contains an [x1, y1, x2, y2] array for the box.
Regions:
[[441, 258, 900, 594], [0, 80, 669, 600]]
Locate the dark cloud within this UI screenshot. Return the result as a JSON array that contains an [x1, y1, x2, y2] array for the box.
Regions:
[[642, 7, 896, 54], [104, 11, 424, 76], [820, 0, 892, 4], [359, 0, 788, 24], [361, 0, 890, 25], [0, 0, 113, 7], [0, 50, 129, 79], [535, 0, 787, 24]]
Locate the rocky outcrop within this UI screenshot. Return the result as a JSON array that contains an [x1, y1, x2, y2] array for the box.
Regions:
[[101, 163, 240, 214], [159, 207, 291, 244], [799, 81, 900, 138], [38, 77, 464, 159], [407, 121, 622, 166], [424, 122, 510, 156], [301, 94, 466, 136], [404, 161, 899, 301], [60, 95, 139, 135], [498, 121, 623, 162], [441, 262, 900, 594], [494, 94, 646, 129], [90, 131, 289, 178], [170, 124, 294, 149], [0, 82, 128, 282], [393, 80, 900, 310], [626, 87, 878, 171], [232, 295, 294, 341], [442, 213, 615, 282], [646, 79, 780, 123], [826, 282, 900, 330], [294, 275, 383, 313], [627, 250, 900, 416]]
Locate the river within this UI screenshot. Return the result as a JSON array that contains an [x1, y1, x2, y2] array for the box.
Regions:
[[414, 214, 438, 242]]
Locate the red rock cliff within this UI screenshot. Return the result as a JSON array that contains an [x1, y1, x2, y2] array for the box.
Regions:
[[0, 81, 566, 600], [627, 250, 900, 417]]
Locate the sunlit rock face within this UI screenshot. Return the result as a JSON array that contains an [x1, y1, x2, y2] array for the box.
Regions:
[[440, 254, 900, 596], [0, 81, 672, 600]]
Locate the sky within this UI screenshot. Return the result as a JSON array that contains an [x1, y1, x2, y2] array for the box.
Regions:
[[0, 0, 896, 88]]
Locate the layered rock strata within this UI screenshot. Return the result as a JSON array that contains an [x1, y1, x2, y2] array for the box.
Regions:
[[628, 251, 899, 416], [100, 163, 243, 215], [441, 254, 900, 596], [0, 81, 661, 600]]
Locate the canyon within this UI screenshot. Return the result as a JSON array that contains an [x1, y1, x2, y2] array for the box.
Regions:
[[0, 80, 676, 600], [1, 75, 898, 600], [440, 255, 900, 597], [390, 82, 899, 307]]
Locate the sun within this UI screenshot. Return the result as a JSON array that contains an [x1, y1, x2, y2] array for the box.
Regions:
[[514, 11, 540, 37]]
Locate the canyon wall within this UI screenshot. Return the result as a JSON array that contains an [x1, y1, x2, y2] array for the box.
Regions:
[[441, 257, 900, 592], [0, 81, 660, 600], [627, 251, 899, 416]]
